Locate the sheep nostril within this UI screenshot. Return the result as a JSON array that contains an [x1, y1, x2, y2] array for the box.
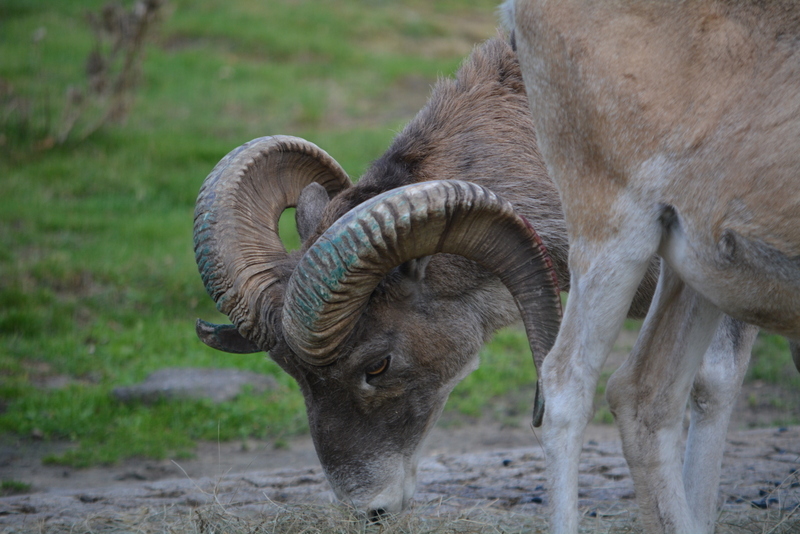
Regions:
[[368, 508, 387, 523]]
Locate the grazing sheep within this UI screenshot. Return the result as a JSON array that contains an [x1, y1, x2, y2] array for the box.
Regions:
[[193, 35, 667, 517]]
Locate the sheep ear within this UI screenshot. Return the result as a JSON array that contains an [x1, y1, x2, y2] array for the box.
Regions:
[[296, 182, 330, 242], [398, 256, 431, 282], [196, 319, 261, 353]]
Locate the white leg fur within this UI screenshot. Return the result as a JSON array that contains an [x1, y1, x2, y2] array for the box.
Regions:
[[541, 213, 660, 534], [684, 317, 757, 531], [607, 264, 725, 533]]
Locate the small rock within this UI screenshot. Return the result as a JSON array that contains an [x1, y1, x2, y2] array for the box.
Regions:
[[115, 472, 147, 481], [182, 493, 211, 507], [16, 504, 37, 514], [751, 497, 779, 509]]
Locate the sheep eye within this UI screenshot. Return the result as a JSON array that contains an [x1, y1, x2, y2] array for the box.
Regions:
[[365, 357, 390, 377]]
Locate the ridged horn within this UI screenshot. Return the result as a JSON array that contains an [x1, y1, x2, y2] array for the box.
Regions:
[[194, 135, 351, 352], [282, 180, 562, 377]]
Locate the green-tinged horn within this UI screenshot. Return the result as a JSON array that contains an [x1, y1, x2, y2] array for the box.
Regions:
[[282, 180, 562, 414]]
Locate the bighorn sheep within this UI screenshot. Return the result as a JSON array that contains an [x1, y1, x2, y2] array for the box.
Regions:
[[194, 36, 660, 517], [506, 1, 800, 532]]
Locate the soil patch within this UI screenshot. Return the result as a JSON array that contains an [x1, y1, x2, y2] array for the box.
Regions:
[[2, 329, 799, 531], [1, 424, 798, 532]]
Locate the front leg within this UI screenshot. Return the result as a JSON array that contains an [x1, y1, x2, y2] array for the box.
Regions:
[[542, 221, 659, 534]]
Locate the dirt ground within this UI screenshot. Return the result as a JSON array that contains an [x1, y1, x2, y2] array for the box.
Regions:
[[0, 418, 621, 496], [1, 330, 799, 531], [0, 406, 794, 497], [1, 421, 799, 533]]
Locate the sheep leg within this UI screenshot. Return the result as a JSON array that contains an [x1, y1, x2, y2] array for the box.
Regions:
[[540, 218, 659, 534], [607, 263, 723, 533], [684, 317, 757, 531]]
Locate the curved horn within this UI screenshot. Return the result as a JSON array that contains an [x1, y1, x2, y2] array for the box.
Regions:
[[282, 180, 561, 377], [194, 135, 351, 352]]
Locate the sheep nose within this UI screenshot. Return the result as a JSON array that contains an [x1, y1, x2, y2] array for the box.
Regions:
[[368, 508, 388, 523]]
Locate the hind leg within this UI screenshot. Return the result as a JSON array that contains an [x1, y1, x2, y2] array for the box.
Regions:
[[607, 263, 723, 533], [684, 317, 757, 531]]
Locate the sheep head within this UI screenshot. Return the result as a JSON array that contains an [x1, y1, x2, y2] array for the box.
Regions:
[[193, 135, 561, 515]]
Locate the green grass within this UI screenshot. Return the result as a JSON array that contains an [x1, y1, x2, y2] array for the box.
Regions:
[[3, 0, 796, 471], [750, 334, 800, 387], [0, 0, 503, 467], [448, 327, 538, 423], [0, 479, 32, 496]]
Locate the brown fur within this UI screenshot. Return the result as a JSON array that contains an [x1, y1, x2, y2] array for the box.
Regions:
[[264, 35, 660, 513]]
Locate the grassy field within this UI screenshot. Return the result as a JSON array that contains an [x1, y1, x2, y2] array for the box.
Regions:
[[1, 0, 798, 478], [0, 0, 512, 468]]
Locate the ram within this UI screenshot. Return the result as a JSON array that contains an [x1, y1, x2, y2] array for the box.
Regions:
[[193, 37, 662, 518], [507, 1, 800, 532]]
